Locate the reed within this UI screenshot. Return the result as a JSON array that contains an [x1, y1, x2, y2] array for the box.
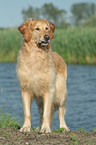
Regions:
[[52, 27, 96, 64], [0, 28, 21, 62]]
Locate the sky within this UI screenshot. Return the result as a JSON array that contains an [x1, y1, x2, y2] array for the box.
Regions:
[[0, 0, 96, 28]]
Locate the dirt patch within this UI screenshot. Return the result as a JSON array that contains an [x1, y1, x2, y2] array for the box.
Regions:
[[0, 128, 96, 145]]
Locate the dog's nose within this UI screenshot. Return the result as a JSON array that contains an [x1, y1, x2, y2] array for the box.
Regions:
[[44, 35, 50, 41]]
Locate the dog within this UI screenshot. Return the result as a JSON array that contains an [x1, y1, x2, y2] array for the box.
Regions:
[[17, 18, 69, 133]]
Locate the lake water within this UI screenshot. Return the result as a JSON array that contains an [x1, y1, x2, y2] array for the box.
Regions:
[[0, 63, 96, 131]]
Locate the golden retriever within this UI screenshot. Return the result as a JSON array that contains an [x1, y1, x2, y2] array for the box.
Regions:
[[17, 18, 69, 133]]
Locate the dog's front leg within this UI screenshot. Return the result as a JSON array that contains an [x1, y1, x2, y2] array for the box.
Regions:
[[20, 91, 32, 132], [41, 89, 55, 133]]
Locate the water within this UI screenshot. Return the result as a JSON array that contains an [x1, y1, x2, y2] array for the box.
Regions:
[[0, 63, 96, 131]]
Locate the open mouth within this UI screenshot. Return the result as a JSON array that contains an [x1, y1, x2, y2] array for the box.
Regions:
[[37, 41, 49, 48]]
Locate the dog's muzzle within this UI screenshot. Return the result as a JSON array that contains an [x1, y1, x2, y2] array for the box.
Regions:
[[37, 35, 50, 48]]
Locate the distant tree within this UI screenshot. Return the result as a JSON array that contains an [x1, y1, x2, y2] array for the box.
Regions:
[[83, 15, 96, 27], [21, 3, 68, 27], [89, 3, 96, 15], [41, 3, 67, 27], [34, 8, 40, 19], [71, 3, 96, 26], [58, 10, 67, 27], [41, 3, 60, 24], [22, 6, 34, 21], [22, 6, 40, 21]]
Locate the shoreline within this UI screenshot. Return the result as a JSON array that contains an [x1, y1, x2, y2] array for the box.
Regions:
[[0, 61, 96, 65], [0, 128, 96, 144]]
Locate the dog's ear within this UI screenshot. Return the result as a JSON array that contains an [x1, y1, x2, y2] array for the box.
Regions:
[[49, 22, 55, 40], [18, 19, 33, 42]]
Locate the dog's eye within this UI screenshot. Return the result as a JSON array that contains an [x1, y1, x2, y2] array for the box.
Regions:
[[46, 27, 49, 30], [35, 28, 40, 30]]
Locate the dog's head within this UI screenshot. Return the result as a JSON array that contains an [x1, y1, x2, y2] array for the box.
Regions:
[[18, 19, 55, 49]]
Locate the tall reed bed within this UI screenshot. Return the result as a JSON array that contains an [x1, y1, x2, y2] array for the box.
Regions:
[[0, 28, 21, 62], [52, 28, 96, 64], [0, 27, 96, 64]]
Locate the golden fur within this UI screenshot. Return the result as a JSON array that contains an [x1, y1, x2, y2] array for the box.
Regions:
[[17, 19, 69, 133]]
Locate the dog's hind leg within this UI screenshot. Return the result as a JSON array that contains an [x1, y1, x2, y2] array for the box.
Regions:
[[56, 74, 69, 131], [58, 91, 69, 131], [58, 105, 69, 131]]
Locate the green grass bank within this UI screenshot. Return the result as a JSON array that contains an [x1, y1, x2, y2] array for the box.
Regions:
[[0, 27, 96, 64]]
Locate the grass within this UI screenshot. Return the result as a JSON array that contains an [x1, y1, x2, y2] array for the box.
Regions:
[[52, 27, 96, 64], [0, 27, 96, 64], [71, 133, 80, 144], [0, 112, 21, 129], [0, 28, 21, 62], [54, 127, 68, 133]]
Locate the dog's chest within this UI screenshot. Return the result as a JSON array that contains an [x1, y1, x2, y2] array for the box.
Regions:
[[26, 69, 49, 96], [26, 62, 50, 85], [19, 56, 52, 96]]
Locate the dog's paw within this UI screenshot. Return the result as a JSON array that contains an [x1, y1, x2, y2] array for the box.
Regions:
[[20, 127, 30, 132], [36, 126, 40, 131], [40, 127, 52, 133], [65, 127, 70, 131], [60, 126, 70, 132]]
